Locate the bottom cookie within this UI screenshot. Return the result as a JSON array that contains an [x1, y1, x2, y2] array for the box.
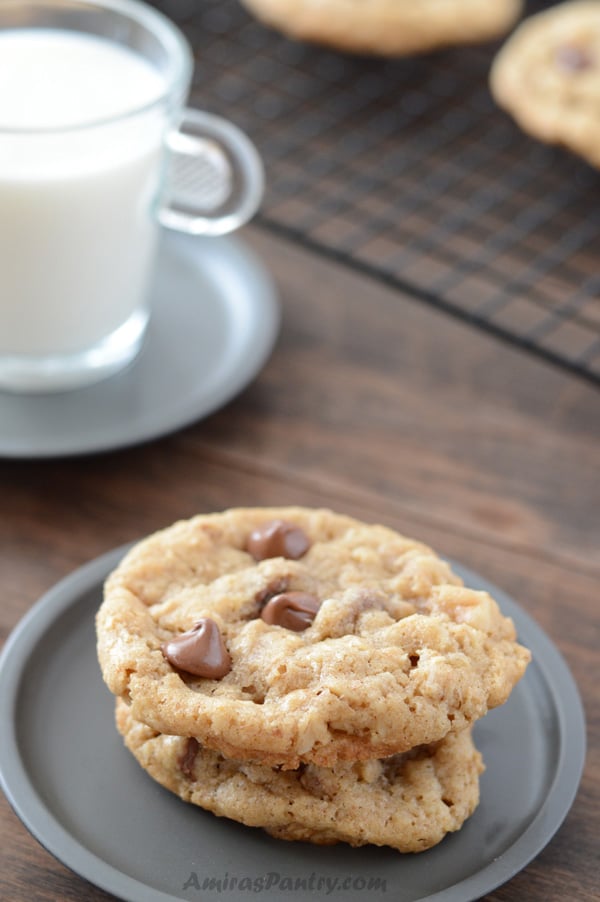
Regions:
[[116, 700, 484, 853]]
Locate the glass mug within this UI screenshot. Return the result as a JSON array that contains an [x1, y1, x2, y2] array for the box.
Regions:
[[0, 0, 264, 393]]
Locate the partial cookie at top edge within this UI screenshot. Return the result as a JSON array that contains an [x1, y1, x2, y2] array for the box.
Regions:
[[116, 699, 484, 853], [490, 1, 600, 168], [239, 0, 523, 56], [96, 507, 530, 768]]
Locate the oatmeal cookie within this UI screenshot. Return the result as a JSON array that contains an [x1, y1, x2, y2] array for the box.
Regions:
[[239, 0, 523, 56], [116, 699, 484, 852], [490, 1, 600, 168], [97, 507, 530, 768]]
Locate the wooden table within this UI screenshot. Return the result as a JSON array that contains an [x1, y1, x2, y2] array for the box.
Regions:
[[1, 0, 599, 898], [1, 224, 598, 901]]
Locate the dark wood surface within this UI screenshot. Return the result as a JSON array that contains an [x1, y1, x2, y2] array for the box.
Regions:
[[0, 225, 598, 901]]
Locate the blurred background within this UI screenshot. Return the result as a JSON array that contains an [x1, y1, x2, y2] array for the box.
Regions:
[[154, 0, 599, 386]]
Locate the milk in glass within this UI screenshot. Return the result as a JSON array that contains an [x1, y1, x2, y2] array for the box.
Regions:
[[0, 30, 166, 356]]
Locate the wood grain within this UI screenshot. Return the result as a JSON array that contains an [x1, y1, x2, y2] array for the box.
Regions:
[[0, 225, 598, 902]]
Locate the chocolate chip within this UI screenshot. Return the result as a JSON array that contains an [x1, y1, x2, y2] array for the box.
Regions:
[[246, 520, 311, 561], [556, 44, 593, 72], [255, 578, 289, 606], [179, 738, 199, 779], [261, 591, 320, 631], [161, 618, 232, 679]]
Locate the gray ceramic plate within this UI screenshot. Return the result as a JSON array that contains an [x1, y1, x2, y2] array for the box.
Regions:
[[0, 549, 586, 902], [0, 230, 279, 458]]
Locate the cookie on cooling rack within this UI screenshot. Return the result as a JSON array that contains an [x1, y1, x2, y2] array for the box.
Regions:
[[490, 1, 600, 168], [96, 507, 530, 768], [238, 0, 524, 56], [116, 699, 484, 852]]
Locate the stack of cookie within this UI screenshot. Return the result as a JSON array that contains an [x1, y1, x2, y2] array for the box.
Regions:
[[96, 507, 530, 852]]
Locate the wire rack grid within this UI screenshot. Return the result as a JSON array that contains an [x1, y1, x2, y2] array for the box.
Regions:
[[157, 0, 600, 385]]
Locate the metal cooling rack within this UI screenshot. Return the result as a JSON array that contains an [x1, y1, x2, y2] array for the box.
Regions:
[[158, 0, 600, 385]]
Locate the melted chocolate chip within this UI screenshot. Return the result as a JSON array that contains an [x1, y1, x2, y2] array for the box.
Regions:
[[255, 578, 289, 607], [246, 520, 311, 561], [556, 44, 593, 72], [161, 618, 232, 679], [261, 591, 320, 631], [179, 738, 199, 779]]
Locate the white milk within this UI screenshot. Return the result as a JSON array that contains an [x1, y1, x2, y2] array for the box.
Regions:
[[0, 30, 166, 356]]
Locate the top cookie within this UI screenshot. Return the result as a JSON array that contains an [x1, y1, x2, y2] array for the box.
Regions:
[[97, 507, 530, 768], [490, 1, 600, 168], [239, 0, 524, 56]]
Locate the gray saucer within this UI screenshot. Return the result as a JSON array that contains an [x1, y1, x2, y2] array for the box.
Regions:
[[0, 550, 586, 902], [0, 230, 279, 458]]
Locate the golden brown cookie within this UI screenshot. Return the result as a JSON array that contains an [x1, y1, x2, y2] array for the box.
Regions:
[[490, 1, 600, 167], [116, 699, 484, 852], [97, 507, 529, 767], [239, 0, 523, 56]]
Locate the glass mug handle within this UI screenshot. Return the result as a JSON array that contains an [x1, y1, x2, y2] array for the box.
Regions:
[[158, 110, 264, 236]]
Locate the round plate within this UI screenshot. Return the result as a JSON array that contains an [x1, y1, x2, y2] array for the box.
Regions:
[[0, 549, 586, 902], [0, 230, 279, 458]]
